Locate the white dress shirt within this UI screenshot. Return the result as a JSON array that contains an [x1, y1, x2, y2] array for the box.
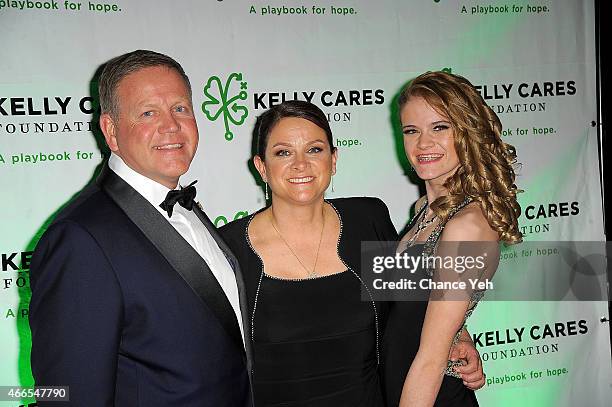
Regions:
[[108, 153, 244, 344]]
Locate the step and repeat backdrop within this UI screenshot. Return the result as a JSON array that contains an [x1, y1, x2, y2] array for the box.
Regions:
[[1, 0, 610, 406]]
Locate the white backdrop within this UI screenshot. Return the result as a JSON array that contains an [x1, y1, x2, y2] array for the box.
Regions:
[[0, 0, 609, 405]]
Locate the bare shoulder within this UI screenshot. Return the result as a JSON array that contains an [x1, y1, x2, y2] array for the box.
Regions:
[[441, 202, 498, 242]]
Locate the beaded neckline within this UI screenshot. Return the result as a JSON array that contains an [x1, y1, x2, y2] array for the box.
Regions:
[[244, 199, 381, 365], [244, 200, 346, 282], [409, 198, 473, 275]]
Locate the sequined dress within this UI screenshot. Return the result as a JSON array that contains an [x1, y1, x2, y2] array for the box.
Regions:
[[382, 200, 481, 407]]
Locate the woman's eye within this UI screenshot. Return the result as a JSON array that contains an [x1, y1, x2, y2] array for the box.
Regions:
[[433, 124, 450, 131], [403, 128, 417, 135], [275, 150, 290, 157]]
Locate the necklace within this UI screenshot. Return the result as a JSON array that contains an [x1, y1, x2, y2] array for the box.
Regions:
[[406, 202, 437, 246], [269, 207, 326, 279]]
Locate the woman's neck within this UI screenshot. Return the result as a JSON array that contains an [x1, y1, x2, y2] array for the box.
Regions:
[[268, 198, 326, 232], [424, 181, 447, 215]]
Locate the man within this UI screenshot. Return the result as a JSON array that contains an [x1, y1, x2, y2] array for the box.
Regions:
[[29, 50, 252, 406]]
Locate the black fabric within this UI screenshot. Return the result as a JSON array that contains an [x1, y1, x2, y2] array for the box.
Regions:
[[28, 162, 252, 407], [381, 204, 479, 407], [99, 165, 245, 354], [220, 197, 398, 407], [159, 180, 197, 217], [191, 203, 255, 374], [253, 271, 380, 406]]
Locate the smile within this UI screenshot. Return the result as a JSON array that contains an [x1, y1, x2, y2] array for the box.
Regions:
[[154, 143, 183, 150], [288, 176, 314, 184], [416, 154, 443, 163]]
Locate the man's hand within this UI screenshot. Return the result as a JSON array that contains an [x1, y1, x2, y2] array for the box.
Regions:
[[448, 329, 485, 390]]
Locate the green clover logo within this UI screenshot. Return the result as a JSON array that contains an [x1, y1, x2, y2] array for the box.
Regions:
[[202, 73, 249, 141]]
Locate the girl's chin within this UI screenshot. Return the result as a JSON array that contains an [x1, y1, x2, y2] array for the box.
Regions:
[[417, 172, 452, 184]]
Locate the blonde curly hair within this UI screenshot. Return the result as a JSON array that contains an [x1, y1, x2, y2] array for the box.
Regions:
[[399, 71, 522, 244]]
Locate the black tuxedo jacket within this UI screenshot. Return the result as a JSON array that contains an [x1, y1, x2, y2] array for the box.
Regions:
[[29, 164, 253, 406]]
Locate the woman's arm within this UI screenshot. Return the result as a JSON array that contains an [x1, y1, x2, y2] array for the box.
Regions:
[[398, 207, 497, 407]]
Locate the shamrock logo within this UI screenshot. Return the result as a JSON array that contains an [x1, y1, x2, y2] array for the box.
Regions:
[[202, 73, 249, 141]]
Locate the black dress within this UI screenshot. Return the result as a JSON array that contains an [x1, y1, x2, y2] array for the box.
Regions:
[[381, 202, 480, 407], [220, 197, 398, 407]]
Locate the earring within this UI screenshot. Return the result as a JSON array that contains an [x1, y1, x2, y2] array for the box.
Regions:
[[331, 176, 335, 193], [265, 182, 269, 200]]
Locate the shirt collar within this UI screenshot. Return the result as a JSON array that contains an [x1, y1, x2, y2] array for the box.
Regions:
[[108, 153, 176, 215]]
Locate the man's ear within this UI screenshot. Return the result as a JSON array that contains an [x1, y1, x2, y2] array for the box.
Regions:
[[100, 113, 119, 152], [253, 155, 267, 182]]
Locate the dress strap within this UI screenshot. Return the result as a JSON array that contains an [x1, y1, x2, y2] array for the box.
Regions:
[[425, 198, 472, 247], [420, 198, 473, 273], [406, 200, 428, 231], [445, 198, 473, 223]]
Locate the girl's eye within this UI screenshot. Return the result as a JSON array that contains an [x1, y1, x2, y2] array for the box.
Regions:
[[403, 128, 417, 135]]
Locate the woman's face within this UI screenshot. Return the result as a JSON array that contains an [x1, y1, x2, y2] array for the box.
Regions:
[[254, 117, 337, 205], [401, 96, 460, 185]]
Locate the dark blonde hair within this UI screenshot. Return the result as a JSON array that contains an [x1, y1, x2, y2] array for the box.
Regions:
[[399, 71, 522, 244]]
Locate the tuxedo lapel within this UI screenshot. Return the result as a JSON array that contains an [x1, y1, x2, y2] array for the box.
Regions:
[[96, 164, 244, 353], [192, 204, 254, 372]]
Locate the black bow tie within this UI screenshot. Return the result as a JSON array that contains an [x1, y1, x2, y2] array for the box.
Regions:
[[159, 180, 198, 217]]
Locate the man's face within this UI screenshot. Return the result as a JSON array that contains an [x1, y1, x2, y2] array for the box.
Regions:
[[101, 66, 198, 189]]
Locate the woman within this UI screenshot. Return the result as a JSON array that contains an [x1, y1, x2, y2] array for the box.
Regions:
[[382, 71, 522, 407], [220, 100, 484, 406], [220, 100, 397, 406]]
